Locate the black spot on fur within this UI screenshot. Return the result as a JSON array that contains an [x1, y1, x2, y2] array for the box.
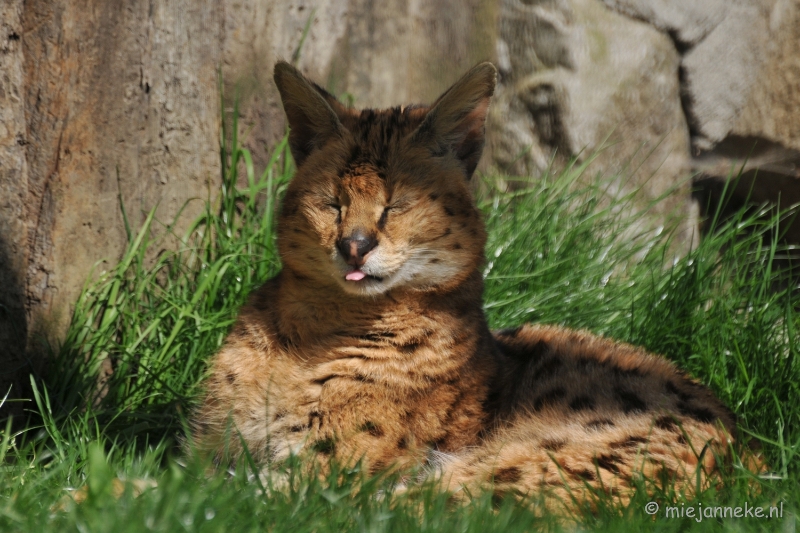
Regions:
[[615, 388, 647, 413], [369, 459, 387, 476], [289, 424, 308, 433], [397, 436, 408, 450], [676, 433, 688, 445], [430, 144, 449, 158], [493, 466, 523, 484], [678, 403, 716, 423], [275, 332, 294, 350], [612, 365, 643, 378], [312, 437, 336, 455], [594, 454, 622, 474], [226, 373, 236, 385], [585, 418, 616, 430], [451, 242, 462, 250], [360, 332, 395, 342], [496, 326, 522, 338], [655, 415, 677, 430], [399, 342, 421, 354], [534, 356, 563, 380], [569, 395, 595, 411], [430, 258, 441, 264], [532, 387, 566, 411], [564, 466, 596, 481], [491, 492, 507, 508], [666, 380, 692, 402], [610, 436, 648, 449], [481, 387, 503, 418], [429, 193, 440, 201], [291, 271, 310, 282], [444, 206, 455, 216], [541, 439, 566, 452], [378, 208, 388, 229], [360, 421, 384, 437], [312, 374, 336, 386], [526, 340, 550, 359]]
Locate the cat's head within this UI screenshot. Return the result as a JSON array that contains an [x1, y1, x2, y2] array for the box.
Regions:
[[273, 61, 496, 296]]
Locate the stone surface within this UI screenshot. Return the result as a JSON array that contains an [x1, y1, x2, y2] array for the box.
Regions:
[[222, 0, 498, 174], [716, 0, 800, 243], [492, 0, 800, 251], [733, 0, 800, 152], [489, 0, 695, 245], [600, 0, 766, 150], [599, 0, 800, 244]]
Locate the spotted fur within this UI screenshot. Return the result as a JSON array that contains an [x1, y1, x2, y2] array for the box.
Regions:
[[190, 61, 742, 508]]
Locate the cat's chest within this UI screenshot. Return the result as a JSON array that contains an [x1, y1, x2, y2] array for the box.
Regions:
[[263, 330, 482, 462]]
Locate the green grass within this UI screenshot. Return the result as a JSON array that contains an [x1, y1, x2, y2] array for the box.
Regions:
[[1, 111, 798, 531]]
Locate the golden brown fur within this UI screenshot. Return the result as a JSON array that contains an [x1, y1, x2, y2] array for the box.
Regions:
[[190, 61, 740, 508]]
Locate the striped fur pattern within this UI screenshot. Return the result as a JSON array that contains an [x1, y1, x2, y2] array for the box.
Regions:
[[190, 61, 739, 508]]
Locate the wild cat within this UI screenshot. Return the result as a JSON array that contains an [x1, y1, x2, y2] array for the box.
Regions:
[[190, 60, 740, 508]]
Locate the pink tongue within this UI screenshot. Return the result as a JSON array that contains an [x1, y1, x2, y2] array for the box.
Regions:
[[345, 270, 367, 281]]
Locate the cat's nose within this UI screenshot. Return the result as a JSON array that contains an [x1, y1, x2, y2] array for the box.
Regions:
[[337, 231, 378, 265]]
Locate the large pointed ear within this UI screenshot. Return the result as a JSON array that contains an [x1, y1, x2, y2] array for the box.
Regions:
[[273, 61, 347, 167], [411, 62, 496, 179]]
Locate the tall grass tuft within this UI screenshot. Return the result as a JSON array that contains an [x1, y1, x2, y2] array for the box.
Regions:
[[40, 106, 293, 449]]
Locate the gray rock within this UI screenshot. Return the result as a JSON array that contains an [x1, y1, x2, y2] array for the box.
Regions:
[[489, 0, 695, 248], [599, 0, 768, 151]]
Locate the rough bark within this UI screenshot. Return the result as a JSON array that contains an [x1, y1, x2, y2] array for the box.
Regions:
[[0, 0, 29, 415], [1, 0, 225, 416]]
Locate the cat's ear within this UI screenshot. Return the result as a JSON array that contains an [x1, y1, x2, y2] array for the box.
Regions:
[[274, 61, 348, 167], [411, 62, 496, 179]]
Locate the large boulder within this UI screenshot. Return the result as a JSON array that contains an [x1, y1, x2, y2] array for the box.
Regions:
[[489, 0, 695, 246], [600, 0, 800, 241], [490, 0, 800, 248]]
